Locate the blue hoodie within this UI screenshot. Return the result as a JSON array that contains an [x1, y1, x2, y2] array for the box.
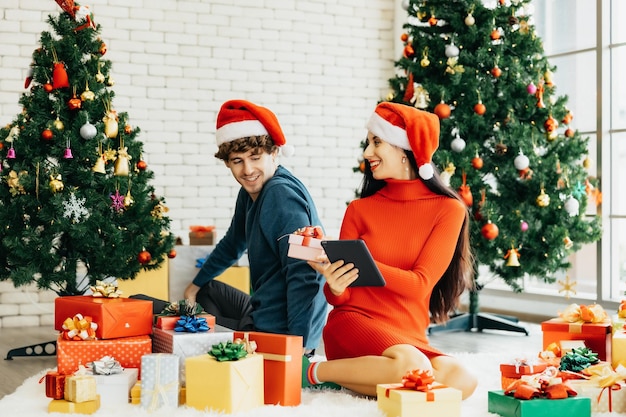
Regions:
[[192, 166, 327, 349]]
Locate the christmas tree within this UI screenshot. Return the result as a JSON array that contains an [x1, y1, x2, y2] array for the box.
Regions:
[[0, 1, 175, 296], [365, 0, 602, 328]]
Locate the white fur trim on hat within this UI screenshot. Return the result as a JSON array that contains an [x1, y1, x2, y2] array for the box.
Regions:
[[216, 120, 268, 146], [365, 112, 410, 150]]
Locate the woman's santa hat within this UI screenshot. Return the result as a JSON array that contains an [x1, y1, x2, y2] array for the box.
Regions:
[[366, 102, 440, 180], [215, 100, 294, 156]]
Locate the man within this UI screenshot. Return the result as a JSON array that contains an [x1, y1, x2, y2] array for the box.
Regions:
[[184, 99, 327, 354]]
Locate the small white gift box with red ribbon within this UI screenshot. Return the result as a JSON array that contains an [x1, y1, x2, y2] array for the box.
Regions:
[[287, 226, 324, 261]]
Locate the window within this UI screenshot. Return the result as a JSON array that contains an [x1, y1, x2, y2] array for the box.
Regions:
[[482, 0, 625, 312]]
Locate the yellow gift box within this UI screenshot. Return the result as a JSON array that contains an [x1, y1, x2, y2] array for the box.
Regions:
[[613, 331, 626, 368], [129, 382, 186, 406], [377, 382, 462, 417], [48, 395, 100, 414], [130, 381, 141, 405], [64, 375, 97, 403], [185, 354, 264, 413], [569, 379, 626, 413]]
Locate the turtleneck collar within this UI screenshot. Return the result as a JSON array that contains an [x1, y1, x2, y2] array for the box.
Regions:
[[377, 178, 435, 201]]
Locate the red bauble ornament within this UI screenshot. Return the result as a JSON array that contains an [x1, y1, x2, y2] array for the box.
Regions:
[[124, 124, 132, 134], [565, 128, 575, 138], [403, 44, 414, 58], [99, 42, 107, 55], [400, 33, 408, 42], [490, 66, 502, 78], [428, 16, 438, 26], [562, 112, 573, 125], [167, 249, 177, 259], [481, 221, 499, 240], [41, 129, 54, 140], [474, 102, 486, 115], [68, 94, 82, 110], [434, 102, 451, 119], [544, 116, 558, 132], [136, 160, 148, 171], [490, 29, 501, 40], [44, 83, 54, 93], [138, 250, 152, 265], [471, 156, 483, 170]]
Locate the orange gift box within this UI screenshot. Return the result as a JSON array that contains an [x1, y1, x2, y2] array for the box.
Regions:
[[155, 314, 216, 331], [54, 295, 153, 339], [56, 335, 151, 377], [541, 318, 612, 361], [499, 362, 547, 390], [233, 331, 302, 406]]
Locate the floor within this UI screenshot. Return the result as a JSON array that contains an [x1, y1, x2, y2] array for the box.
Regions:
[[0, 317, 543, 400]]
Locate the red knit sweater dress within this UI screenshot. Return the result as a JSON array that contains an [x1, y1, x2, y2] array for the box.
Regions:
[[322, 178, 466, 360]]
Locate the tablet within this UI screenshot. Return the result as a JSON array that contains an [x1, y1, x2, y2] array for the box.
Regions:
[[321, 239, 386, 287]]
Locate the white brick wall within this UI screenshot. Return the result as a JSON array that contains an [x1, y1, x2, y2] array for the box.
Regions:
[[0, 0, 399, 326]]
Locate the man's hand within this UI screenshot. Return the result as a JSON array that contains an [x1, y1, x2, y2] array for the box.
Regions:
[[184, 283, 201, 304]]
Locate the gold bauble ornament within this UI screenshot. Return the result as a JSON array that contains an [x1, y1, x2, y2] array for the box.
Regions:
[[81, 84, 95, 101], [536, 188, 550, 207], [53, 117, 64, 130]]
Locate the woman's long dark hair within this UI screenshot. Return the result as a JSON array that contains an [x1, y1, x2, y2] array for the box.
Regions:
[[359, 149, 475, 324]]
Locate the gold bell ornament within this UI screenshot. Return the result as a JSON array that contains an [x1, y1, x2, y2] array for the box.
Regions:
[[114, 139, 131, 176], [92, 142, 106, 174], [49, 174, 64, 193], [92, 154, 106, 174], [124, 178, 134, 207], [504, 247, 521, 267], [124, 190, 134, 207]]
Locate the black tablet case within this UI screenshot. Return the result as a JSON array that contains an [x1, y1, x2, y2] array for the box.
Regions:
[[321, 240, 386, 287]]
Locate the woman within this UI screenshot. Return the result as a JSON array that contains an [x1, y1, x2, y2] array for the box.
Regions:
[[306, 102, 477, 399]]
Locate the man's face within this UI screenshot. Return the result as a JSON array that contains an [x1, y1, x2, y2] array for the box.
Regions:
[[225, 148, 278, 201]]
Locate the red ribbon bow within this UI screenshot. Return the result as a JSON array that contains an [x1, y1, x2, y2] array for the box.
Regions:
[[294, 226, 324, 246], [504, 367, 578, 400], [385, 369, 442, 402]]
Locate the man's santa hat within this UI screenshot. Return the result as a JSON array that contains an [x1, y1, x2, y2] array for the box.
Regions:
[[215, 100, 294, 156], [365, 102, 440, 180]]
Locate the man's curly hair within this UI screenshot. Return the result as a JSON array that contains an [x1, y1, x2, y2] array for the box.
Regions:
[[214, 135, 278, 161]]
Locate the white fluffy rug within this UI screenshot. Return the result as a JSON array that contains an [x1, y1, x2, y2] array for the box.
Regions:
[[0, 351, 618, 416]]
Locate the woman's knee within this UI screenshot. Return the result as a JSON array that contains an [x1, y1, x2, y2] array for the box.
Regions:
[[382, 345, 431, 380]]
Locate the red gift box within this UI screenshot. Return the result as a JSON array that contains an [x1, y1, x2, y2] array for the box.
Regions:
[[41, 371, 66, 399], [56, 335, 151, 377], [54, 295, 153, 339], [541, 318, 611, 361], [233, 331, 302, 406], [155, 314, 216, 331], [500, 362, 547, 390]]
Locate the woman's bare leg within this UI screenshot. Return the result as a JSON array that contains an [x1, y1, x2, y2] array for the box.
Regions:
[[314, 344, 432, 396], [430, 355, 478, 399]]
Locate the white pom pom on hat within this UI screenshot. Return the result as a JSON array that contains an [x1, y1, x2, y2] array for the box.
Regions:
[[215, 99, 293, 156], [365, 102, 440, 180]]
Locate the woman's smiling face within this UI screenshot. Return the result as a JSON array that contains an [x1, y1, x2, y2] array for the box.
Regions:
[[363, 132, 413, 180]]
